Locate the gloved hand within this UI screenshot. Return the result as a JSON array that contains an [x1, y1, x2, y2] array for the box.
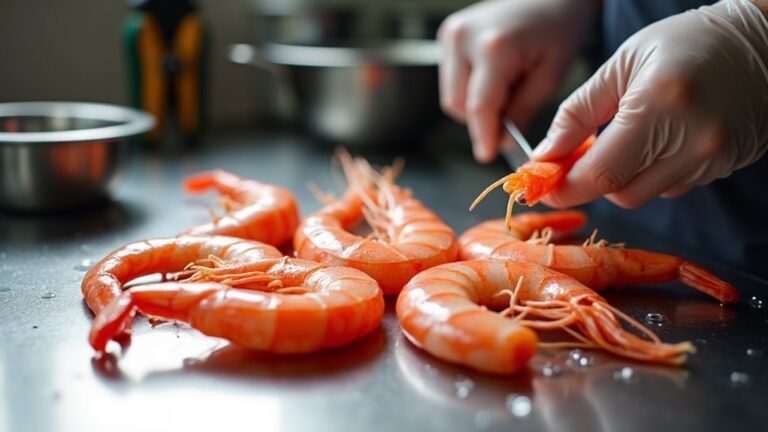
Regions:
[[437, 0, 599, 162], [534, 0, 768, 209]]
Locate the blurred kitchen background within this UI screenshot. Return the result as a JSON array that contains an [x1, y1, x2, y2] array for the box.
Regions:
[[0, 0, 471, 131]]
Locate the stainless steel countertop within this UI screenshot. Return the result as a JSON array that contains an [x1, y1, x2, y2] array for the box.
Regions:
[[1, 132, 766, 432]]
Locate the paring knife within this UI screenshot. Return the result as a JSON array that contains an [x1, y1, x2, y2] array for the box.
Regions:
[[499, 119, 534, 170]]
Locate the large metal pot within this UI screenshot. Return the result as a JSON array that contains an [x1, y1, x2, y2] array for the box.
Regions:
[[230, 40, 441, 147], [0, 102, 154, 211]]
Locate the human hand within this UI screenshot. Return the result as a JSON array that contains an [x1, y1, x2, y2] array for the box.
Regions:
[[437, 0, 599, 162], [534, 0, 768, 209]]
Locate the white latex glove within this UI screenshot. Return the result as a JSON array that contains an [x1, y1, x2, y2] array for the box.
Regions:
[[534, 0, 768, 209], [437, 0, 599, 162]]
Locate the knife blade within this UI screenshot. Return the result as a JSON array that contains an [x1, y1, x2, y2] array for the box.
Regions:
[[499, 119, 533, 170]]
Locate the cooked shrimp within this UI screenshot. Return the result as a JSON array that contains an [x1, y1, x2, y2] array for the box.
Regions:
[[81, 236, 283, 315], [459, 211, 740, 303], [181, 170, 300, 246], [90, 256, 384, 354], [471, 135, 595, 228], [397, 259, 695, 373], [294, 150, 459, 295]]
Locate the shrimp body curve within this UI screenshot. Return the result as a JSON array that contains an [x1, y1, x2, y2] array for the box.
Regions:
[[82, 235, 283, 315], [397, 259, 695, 373], [459, 212, 739, 303], [182, 170, 300, 246], [294, 151, 459, 295]]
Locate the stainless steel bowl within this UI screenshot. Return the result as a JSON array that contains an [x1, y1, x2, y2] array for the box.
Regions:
[[0, 102, 154, 211], [230, 40, 441, 147]]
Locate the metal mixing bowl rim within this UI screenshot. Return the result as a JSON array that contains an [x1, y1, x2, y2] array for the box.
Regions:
[[230, 39, 440, 68], [0, 101, 155, 144]]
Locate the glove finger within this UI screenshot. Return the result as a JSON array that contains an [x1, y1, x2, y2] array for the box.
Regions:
[[438, 22, 471, 121], [605, 152, 697, 208], [660, 184, 695, 199], [539, 109, 657, 208], [466, 63, 520, 163], [504, 59, 560, 131], [533, 57, 623, 160]]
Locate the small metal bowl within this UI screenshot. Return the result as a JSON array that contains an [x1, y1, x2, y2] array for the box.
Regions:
[[230, 40, 441, 147], [0, 102, 154, 211]]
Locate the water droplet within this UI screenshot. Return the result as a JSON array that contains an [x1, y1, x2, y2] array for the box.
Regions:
[[423, 363, 439, 376], [730, 371, 751, 386], [454, 376, 475, 399], [32, 325, 38, 329], [474, 411, 497, 429], [506, 395, 532, 418], [749, 296, 763, 309], [645, 313, 665, 324], [566, 349, 594, 369], [540, 361, 562, 378], [0, 287, 11, 293], [73, 259, 94, 272], [746, 348, 764, 358], [41, 292, 56, 299], [613, 367, 638, 383]]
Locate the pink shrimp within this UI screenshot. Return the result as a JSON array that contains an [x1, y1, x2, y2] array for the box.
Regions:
[[294, 150, 459, 295], [397, 259, 695, 374], [86, 238, 384, 355], [471, 136, 595, 228], [81, 235, 283, 315], [181, 170, 300, 246], [459, 211, 739, 303]]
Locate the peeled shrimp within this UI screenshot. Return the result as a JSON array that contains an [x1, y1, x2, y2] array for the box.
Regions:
[[181, 170, 300, 246], [397, 259, 695, 373], [459, 211, 739, 303], [471, 136, 594, 228], [294, 151, 459, 295], [90, 256, 384, 354], [81, 235, 283, 315]]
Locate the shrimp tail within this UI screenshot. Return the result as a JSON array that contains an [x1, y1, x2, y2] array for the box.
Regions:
[[679, 261, 740, 304], [89, 293, 137, 355]]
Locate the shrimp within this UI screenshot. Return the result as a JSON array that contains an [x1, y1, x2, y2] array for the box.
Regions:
[[81, 235, 283, 315], [470, 135, 595, 228], [90, 256, 385, 354], [294, 150, 459, 295], [396, 259, 695, 374], [459, 211, 740, 303], [181, 170, 300, 246]]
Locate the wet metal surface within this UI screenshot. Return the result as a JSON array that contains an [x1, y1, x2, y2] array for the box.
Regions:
[[1, 133, 767, 432]]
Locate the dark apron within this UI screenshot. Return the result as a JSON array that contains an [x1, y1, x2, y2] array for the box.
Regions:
[[591, 0, 768, 278]]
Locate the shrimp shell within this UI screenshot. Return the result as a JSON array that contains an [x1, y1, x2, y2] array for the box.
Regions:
[[397, 259, 695, 373], [294, 150, 459, 295], [459, 211, 739, 303], [89, 257, 384, 354], [81, 236, 283, 315], [471, 136, 594, 227], [181, 170, 300, 246]]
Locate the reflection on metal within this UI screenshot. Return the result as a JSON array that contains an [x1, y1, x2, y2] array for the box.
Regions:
[[1, 136, 767, 431]]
